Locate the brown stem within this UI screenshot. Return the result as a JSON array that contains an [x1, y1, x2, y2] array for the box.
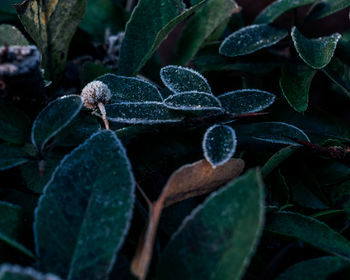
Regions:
[[98, 102, 110, 130]]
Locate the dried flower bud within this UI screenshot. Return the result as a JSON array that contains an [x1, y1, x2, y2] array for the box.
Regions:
[[81, 81, 111, 110]]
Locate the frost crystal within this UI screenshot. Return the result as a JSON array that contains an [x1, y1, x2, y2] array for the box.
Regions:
[[81, 81, 111, 110]]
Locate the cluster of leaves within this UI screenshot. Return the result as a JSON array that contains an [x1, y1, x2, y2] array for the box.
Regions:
[[1, 0, 350, 280]]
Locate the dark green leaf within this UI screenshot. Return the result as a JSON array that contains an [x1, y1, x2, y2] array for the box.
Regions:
[[176, 0, 240, 64], [0, 145, 29, 171], [0, 24, 29, 46], [80, 0, 125, 42], [163, 91, 222, 111], [262, 146, 299, 178], [0, 264, 61, 280], [31, 95, 83, 153], [0, 102, 31, 145], [218, 89, 276, 114], [160, 65, 211, 94], [156, 169, 265, 280], [265, 211, 350, 260], [307, 0, 350, 21], [96, 74, 163, 102], [237, 122, 310, 145], [291, 27, 341, 69], [275, 256, 350, 280], [219, 24, 288, 57], [103, 102, 183, 124], [322, 57, 350, 98], [118, 0, 205, 76], [0, 201, 34, 259], [202, 124, 237, 167], [16, 0, 87, 83], [280, 63, 317, 112], [254, 0, 318, 24], [35, 130, 135, 280]]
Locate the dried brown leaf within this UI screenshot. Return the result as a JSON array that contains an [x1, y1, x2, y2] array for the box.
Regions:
[[131, 158, 245, 280]]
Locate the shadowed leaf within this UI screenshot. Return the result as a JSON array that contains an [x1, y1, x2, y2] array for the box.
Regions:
[[0, 145, 29, 171], [266, 211, 350, 260], [16, 0, 87, 83], [118, 0, 205, 76], [156, 169, 265, 280], [307, 0, 350, 21], [280, 63, 317, 112], [0, 24, 29, 46], [254, 0, 318, 24]]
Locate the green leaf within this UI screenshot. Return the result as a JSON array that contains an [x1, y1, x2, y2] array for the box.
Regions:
[[80, 0, 126, 43], [275, 256, 350, 280], [96, 74, 163, 102], [0, 145, 29, 171], [0, 102, 31, 145], [81, 62, 115, 84], [156, 169, 265, 280], [262, 146, 299, 178], [16, 0, 87, 83], [291, 27, 341, 69], [202, 125, 237, 167], [160, 65, 212, 94], [0, 264, 62, 280], [265, 211, 350, 260], [219, 24, 288, 57], [118, 0, 205, 76], [31, 95, 83, 153], [237, 122, 310, 145], [218, 89, 276, 114], [163, 92, 222, 111], [254, 0, 318, 24], [280, 62, 317, 112], [176, 0, 240, 64], [35, 130, 135, 280], [322, 57, 350, 98], [103, 102, 183, 124], [307, 0, 350, 21], [0, 24, 29, 46], [0, 201, 34, 259]]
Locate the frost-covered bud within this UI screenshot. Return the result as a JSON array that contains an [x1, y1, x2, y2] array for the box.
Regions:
[[81, 81, 111, 110]]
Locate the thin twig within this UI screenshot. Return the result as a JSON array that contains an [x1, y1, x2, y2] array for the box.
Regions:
[[136, 183, 152, 209], [98, 102, 110, 130]]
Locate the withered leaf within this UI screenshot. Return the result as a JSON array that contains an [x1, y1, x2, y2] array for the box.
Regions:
[[131, 158, 245, 280]]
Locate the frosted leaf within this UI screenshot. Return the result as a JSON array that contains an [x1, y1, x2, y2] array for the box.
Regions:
[[163, 91, 222, 111], [291, 26, 342, 69], [31, 95, 83, 153], [34, 131, 135, 280], [0, 144, 29, 171], [219, 24, 288, 57], [254, 0, 318, 24], [101, 102, 183, 124], [160, 65, 212, 94], [96, 74, 163, 102], [202, 125, 237, 168], [237, 122, 310, 145], [0, 264, 62, 280], [218, 89, 275, 114]]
